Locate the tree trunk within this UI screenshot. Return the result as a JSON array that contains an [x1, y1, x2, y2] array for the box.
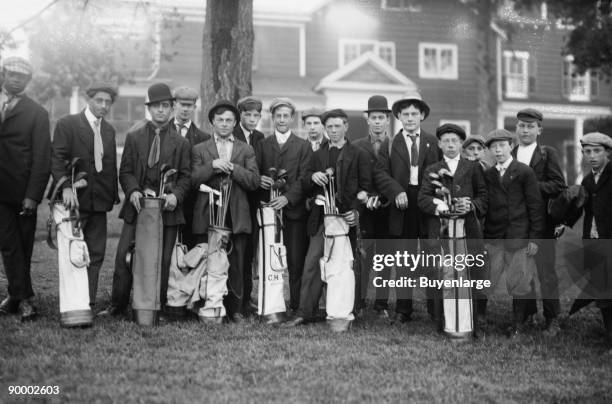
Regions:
[[475, 0, 497, 135], [200, 0, 254, 131]]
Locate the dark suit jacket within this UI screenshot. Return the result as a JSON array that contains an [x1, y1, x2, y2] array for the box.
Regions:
[[512, 143, 566, 233], [418, 158, 487, 240], [191, 137, 260, 235], [169, 118, 210, 147], [0, 95, 51, 204], [304, 141, 372, 236], [51, 110, 119, 212], [233, 125, 264, 150], [484, 159, 545, 248], [255, 132, 312, 220], [377, 129, 442, 236], [118, 121, 191, 226]]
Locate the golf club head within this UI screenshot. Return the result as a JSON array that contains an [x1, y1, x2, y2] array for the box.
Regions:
[[160, 163, 171, 175], [277, 169, 288, 180], [314, 194, 326, 206], [164, 168, 178, 180], [65, 157, 81, 171], [73, 171, 88, 183], [325, 167, 334, 177], [268, 167, 278, 179], [72, 179, 88, 190], [199, 184, 221, 195]]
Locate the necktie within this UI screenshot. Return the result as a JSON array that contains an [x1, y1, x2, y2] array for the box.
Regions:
[[93, 119, 104, 172], [148, 127, 161, 168], [408, 134, 419, 167], [218, 139, 229, 161], [372, 140, 381, 157], [497, 165, 506, 178]]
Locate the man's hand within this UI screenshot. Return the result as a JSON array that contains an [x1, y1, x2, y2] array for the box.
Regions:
[[454, 197, 471, 215], [212, 159, 233, 174], [343, 209, 358, 227], [130, 191, 143, 214], [395, 192, 408, 210], [260, 175, 274, 190], [554, 224, 567, 239], [269, 195, 289, 210], [21, 198, 38, 216], [163, 193, 178, 211], [311, 172, 329, 187], [62, 188, 79, 210], [526, 241, 539, 256]]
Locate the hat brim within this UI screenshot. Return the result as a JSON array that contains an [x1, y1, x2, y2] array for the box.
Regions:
[[462, 138, 485, 148], [145, 97, 175, 106], [484, 137, 513, 148], [392, 98, 430, 120], [364, 108, 392, 114]]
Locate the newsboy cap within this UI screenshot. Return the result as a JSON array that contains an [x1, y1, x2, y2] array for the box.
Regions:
[[517, 108, 543, 122], [269, 97, 296, 115], [208, 99, 239, 123], [436, 123, 466, 141], [462, 135, 486, 149], [321, 109, 349, 125], [484, 129, 515, 147], [237, 96, 262, 112], [146, 83, 174, 105], [1, 56, 33, 76], [302, 107, 324, 121], [580, 132, 612, 149], [86, 83, 118, 101], [173, 86, 199, 101]]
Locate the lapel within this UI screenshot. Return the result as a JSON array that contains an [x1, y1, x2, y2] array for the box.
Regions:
[[160, 127, 178, 165], [233, 125, 247, 144], [454, 158, 468, 183], [77, 110, 95, 152], [594, 162, 612, 192], [137, 123, 152, 167], [279, 132, 296, 157], [206, 137, 220, 160], [529, 144, 543, 168], [502, 160, 518, 190], [335, 142, 352, 201], [2, 94, 30, 123], [418, 131, 431, 168], [393, 130, 411, 168], [230, 136, 241, 162]]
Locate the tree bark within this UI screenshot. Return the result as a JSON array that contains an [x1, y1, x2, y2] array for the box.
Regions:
[[200, 0, 254, 131], [475, 0, 498, 135]]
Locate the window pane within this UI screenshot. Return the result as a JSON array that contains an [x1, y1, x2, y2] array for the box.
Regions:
[[424, 48, 437, 72], [440, 49, 453, 74]]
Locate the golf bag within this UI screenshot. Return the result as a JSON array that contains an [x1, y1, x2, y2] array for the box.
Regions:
[[132, 197, 164, 326], [166, 238, 208, 315], [197, 225, 231, 322], [49, 202, 92, 327], [257, 205, 287, 323], [320, 214, 355, 329], [440, 216, 473, 339]]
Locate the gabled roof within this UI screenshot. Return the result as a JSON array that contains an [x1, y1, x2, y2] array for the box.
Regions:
[[315, 52, 418, 93]]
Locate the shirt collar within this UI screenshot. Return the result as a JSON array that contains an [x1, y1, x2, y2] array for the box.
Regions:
[[176, 119, 191, 129], [240, 122, 251, 135], [518, 142, 537, 152], [369, 131, 385, 143], [84, 106, 100, 126], [496, 156, 513, 170], [275, 129, 291, 142], [403, 129, 421, 138], [214, 133, 234, 143], [444, 155, 460, 164]]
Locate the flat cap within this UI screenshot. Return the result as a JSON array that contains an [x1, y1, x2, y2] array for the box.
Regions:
[[517, 108, 543, 122], [1, 56, 33, 75], [462, 135, 486, 149], [485, 129, 515, 147], [237, 96, 262, 112], [580, 132, 612, 149], [86, 83, 118, 100], [302, 107, 324, 121], [173, 86, 199, 101], [436, 123, 466, 141], [269, 97, 296, 115], [208, 99, 239, 123], [321, 108, 348, 125]]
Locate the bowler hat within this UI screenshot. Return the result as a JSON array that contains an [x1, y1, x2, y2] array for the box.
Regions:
[[364, 95, 391, 113], [392, 91, 430, 120], [436, 123, 466, 141], [580, 132, 612, 149], [86, 83, 118, 101], [517, 108, 543, 122], [485, 129, 515, 147], [208, 99, 239, 123], [321, 108, 348, 125], [146, 83, 174, 105]]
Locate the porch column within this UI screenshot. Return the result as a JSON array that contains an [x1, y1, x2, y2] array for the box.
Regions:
[[574, 117, 584, 184]]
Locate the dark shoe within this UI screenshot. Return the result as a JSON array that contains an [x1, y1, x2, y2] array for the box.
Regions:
[[543, 318, 561, 338], [0, 297, 19, 314], [282, 316, 305, 327], [241, 300, 258, 317], [19, 300, 37, 321], [97, 305, 126, 317], [473, 315, 487, 340], [230, 313, 245, 323], [395, 312, 411, 324]]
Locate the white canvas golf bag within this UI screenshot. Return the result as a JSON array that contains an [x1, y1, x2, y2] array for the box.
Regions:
[[166, 240, 207, 315], [132, 197, 164, 326], [320, 214, 355, 331], [440, 216, 473, 340], [257, 205, 287, 323], [197, 226, 231, 323]]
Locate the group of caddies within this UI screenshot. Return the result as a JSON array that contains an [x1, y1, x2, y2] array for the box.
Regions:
[[1, 56, 611, 352]]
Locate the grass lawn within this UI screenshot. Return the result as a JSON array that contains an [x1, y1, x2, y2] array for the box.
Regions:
[[0, 205, 611, 403]]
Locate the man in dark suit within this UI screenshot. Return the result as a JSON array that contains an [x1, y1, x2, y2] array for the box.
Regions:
[[377, 92, 442, 322], [284, 109, 372, 331], [511, 108, 566, 337], [100, 83, 191, 316], [51, 83, 120, 308], [0, 57, 51, 321], [255, 97, 312, 313], [418, 124, 488, 337], [191, 100, 260, 322], [233, 96, 264, 315], [170, 86, 210, 249], [483, 129, 545, 336]]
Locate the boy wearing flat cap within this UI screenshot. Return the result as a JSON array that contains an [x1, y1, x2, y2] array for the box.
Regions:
[[302, 108, 328, 152], [0, 57, 51, 321], [191, 100, 260, 322], [255, 97, 312, 313], [563, 132, 612, 353], [483, 129, 545, 337], [512, 108, 566, 337], [377, 91, 442, 323], [101, 83, 191, 317], [418, 123, 488, 337], [51, 83, 120, 308], [462, 135, 490, 170]]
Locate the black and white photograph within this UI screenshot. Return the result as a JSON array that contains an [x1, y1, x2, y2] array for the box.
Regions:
[[1, 0, 611, 402]]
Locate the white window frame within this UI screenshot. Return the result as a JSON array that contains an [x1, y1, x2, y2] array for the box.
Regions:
[[503, 51, 529, 99], [381, 0, 422, 12], [338, 38, 396, 68], [439, 120, 471, 136], [563, 55, 593, 102], [418, 43, 458, 80]]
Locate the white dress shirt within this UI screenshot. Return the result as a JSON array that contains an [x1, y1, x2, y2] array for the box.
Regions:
[[275, 130, 291, 145], [402, 129, 420, 185], [516, 142, 537, 166], [84, 105, 101, 132], [495, 156, 513, 178], [214, 134, 235, 161]]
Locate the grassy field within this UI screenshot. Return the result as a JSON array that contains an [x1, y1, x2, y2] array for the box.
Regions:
[[0, 205, 611, 403]]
